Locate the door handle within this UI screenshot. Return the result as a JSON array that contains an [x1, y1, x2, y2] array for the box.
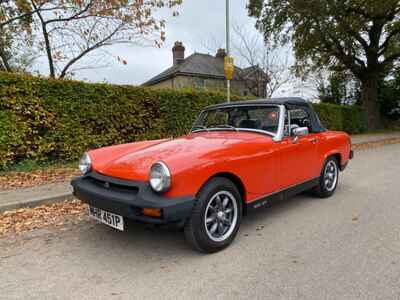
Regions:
[[309, 137, 318, 144]]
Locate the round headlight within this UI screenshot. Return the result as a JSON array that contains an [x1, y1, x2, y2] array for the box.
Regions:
[[149, 162, 171, 193], [78, 152, 92, 174]]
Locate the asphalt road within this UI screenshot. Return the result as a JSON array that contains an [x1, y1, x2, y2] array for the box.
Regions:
[[1, 144, 400, 300]]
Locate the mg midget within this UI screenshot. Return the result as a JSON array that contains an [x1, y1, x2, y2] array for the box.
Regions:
[[71, 98, 353, 253]]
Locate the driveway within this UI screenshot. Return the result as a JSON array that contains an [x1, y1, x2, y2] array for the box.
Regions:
[[1, 144, 400, 300]]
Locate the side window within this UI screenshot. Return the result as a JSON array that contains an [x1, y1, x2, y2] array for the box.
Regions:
[[286, 107, 312, 136]]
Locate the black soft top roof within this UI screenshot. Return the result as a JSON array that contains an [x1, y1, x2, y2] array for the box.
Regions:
[[205, 97, 308, 110], [203, 97, 326, 133]]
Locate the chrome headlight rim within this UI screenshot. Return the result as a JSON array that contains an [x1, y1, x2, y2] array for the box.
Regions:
[[78, 152, 92, 175], [149, 161, 171, 193]]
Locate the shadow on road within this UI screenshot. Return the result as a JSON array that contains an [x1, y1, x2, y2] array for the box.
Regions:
[[72, 191, 321, 258]]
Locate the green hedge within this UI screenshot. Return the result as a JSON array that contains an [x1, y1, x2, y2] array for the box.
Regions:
[[313, 103, 367, 134], [0, 72, 366, 168], [0, 72, 237, 167]]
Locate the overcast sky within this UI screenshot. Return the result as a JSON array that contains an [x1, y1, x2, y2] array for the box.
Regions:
[[72, 0, 257, 85], [33, 0, 316, 99]]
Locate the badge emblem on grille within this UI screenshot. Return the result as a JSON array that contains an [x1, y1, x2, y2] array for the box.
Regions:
[[104, 182, 110, 188]]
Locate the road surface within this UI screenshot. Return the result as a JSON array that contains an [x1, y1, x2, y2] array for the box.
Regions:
[[1, 144, 400, 300]]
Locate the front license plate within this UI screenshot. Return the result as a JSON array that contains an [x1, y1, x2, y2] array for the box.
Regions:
[[89, 206, 124, 231]]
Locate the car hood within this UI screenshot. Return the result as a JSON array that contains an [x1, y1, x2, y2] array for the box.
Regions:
[[90, 131, 271, 181]]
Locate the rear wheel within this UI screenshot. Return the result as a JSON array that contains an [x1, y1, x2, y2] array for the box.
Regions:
[[184, 177, 242, 253], [313, 156, 339, 198]]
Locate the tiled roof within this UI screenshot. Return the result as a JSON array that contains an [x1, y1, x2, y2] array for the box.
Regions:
[[142, 53, 243, 85]]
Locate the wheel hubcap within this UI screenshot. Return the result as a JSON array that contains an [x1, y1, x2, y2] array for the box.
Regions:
[[324, 161, 338, 192], [204, 191, 238, 242]]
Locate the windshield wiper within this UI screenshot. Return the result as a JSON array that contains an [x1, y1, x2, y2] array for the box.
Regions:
[[213, 124, 238, 131], [191, 125, 209, 132]]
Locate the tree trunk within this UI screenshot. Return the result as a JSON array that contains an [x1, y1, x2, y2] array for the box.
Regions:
[[360, 77, 381, 130], [0, 47, 12, 72], [32, 2, 55, 78], [42, 23, 55, 78]]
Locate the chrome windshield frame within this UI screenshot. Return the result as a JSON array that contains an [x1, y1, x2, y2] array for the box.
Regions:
[[190, 104, 286, 142], [274, 105, 285, 142]]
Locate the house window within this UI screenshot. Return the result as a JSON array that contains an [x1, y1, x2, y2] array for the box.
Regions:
[[194, 78, 205, 89]]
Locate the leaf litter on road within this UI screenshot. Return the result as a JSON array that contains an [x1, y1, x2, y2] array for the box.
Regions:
[[0, 199, 88, 237], [352, 137, 400, 151]]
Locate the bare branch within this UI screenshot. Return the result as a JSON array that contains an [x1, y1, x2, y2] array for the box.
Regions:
[[0, 4, 59, 28], [231, 24, 293, 98], [5, 0, 182, 78], [59, 23, 124, 78], [44, 0, 95, 25]]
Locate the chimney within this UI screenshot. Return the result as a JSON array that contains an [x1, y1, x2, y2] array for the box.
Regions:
[[172, 41, 185, 66], [216, 48, 227, 58]]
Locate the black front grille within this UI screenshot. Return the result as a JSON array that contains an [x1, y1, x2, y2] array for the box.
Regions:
[[86, 176, 139, 195]]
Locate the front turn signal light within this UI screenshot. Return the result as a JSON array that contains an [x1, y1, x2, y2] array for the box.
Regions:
[[142, 208, 161, 218]]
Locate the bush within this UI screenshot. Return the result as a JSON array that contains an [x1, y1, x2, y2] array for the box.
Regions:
[[379, 74, 400, 121], [313, 103, 366, 134], [0, 72, 367, 168], [0, 72, 237, 168]]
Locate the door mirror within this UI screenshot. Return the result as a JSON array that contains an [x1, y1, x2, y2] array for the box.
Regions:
[[292, 127, 309, 137]]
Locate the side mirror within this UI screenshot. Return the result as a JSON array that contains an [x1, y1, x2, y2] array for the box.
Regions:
[[292, 127, 309, 137]]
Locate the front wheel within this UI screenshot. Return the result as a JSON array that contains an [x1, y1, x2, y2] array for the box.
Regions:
[[184, 177, 242, 253], [313, 156, 339, 198]]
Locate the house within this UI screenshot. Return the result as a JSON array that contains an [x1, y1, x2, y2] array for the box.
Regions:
[[142, 41, 268, 97]]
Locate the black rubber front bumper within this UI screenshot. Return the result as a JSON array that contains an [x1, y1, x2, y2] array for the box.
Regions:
[[71, 172, 196, 224]]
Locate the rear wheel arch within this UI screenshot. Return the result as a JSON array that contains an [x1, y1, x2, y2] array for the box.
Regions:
[[313, 155, 340, 198]]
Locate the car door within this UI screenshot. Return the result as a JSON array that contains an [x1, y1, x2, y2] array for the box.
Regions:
[[277, 107, 319, 190]]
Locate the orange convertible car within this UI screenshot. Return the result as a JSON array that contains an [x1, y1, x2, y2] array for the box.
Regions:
[[71, 98, 353, 253]]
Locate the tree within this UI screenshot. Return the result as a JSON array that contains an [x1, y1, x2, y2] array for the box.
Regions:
[[248, 0, 400, 129], [202, 24, 293, 98], [232, 24, 293, 98], [318, 70, 361, 105], [0, 0, 34, 29], [0, 31, 12, 71], [0, 0, 34, 71], [379, 67, 400, 120], [0, 29, 37, 72], [1, 0, 182, 78]]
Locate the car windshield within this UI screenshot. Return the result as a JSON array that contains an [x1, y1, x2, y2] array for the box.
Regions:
[[193, 105, 280, 135]]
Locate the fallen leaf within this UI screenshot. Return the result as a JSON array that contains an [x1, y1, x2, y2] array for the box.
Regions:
[[0, 199, 88, 236]]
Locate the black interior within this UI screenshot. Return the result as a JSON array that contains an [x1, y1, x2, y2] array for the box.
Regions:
[[239, 119, 261, 129]]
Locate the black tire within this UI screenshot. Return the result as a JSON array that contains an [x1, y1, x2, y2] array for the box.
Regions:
[[313, 156, 339, 198], [184, 177, 243, 253]]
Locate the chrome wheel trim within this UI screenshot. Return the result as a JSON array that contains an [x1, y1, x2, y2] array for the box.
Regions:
[[204, 191, 238, 242], [324, 160, 338, 192]]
